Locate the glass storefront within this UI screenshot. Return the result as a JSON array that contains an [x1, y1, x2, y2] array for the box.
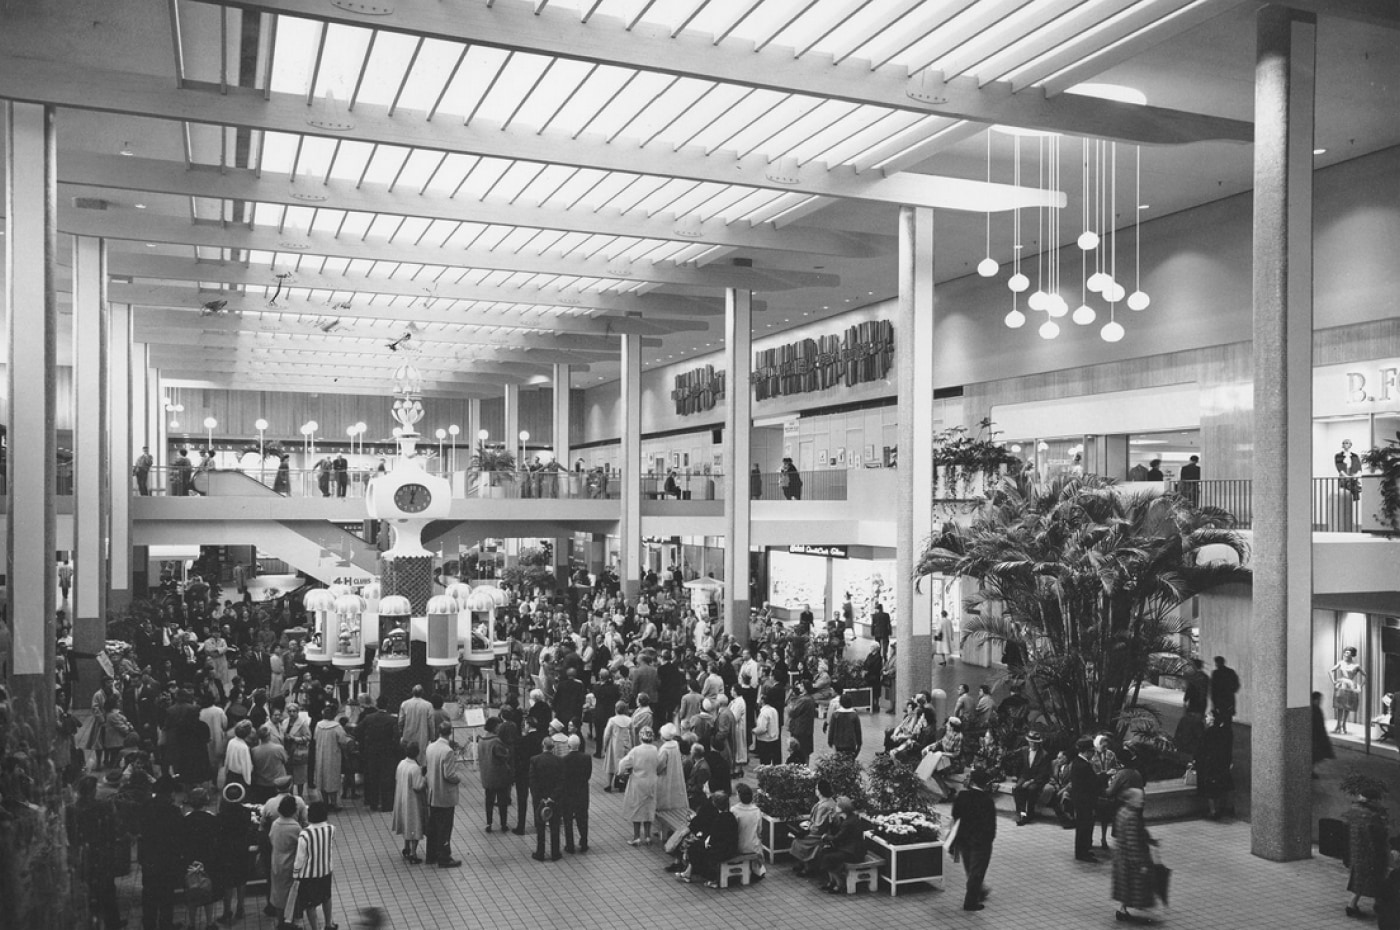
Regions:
[[1312, 608, 1400, 757]]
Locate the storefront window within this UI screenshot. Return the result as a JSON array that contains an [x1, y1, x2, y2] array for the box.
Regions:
[[1311, 609, 1398, 757]]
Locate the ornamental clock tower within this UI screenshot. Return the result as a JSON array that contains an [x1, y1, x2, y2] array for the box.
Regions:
[[364, 356, 451, 699]]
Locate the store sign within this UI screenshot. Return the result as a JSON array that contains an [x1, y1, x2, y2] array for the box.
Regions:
[[789, 544, 848, 559], [750, 320, 894, 401], [671, 364, 726, 416], [1316, 358, 1400, 417]]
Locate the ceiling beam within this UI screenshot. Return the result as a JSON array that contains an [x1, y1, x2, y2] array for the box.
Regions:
[[136, 314, 639, 354], [146, 348, 546, 384], [58, 152, 893, 259], [51, 206, 838, 291], [103, 255, 743, 318], [140, 328, 609, 365], [194, 0, 1252, 145], [111, 284, 707, 337], [1277, 0, 1398, 29], [159, 371, 500, 399], [0, 56, 1063, 212]]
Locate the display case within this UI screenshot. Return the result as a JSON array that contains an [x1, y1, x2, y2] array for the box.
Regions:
[[359, 581, 382, 655], [377, 594, 413, 670], [426, 595, 458, 667], [302, 589, 336, 664], [332, 593, 367, 668], [457, 585, 497, 666]]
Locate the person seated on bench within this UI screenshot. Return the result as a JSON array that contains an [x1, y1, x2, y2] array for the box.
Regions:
[[675, 791, 738, 886], [885, 697, 930, 757], [663, 793, 715, 874], [816, 797, 866, 894], [1010, 730, 1053, 825], [730, 782, 766, 880], [789, 778, 840, 877], [920, 717, 965, 800]]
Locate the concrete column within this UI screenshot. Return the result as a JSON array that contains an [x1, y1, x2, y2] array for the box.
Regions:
[[504, 383, 520, 463], [109, 301, 132, 608], [619, 335, 642, 597], [72, 236, 109, 652], [4, 101, 58, 737], [467, 397, 481, 459], [131, 344, 150, 455], [1250, 4, 1316, 863], [153, 369, 167, 476], [723, 289, 753, 641], [894, 205, 936, 710], [553, 364, 571, 465]]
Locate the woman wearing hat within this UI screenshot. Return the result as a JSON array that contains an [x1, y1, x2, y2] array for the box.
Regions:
[[816, 798, 867, 893], [181, 787, 221, 930], [921, 717, 965, 801], [654, 723, 688, 812], [1110, 788, 1157, 923], [1344, 784, 1391, 918], [618, 726, 663, 846]]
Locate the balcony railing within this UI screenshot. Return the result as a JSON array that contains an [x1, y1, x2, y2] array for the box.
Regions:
[[1166, 477, 1370, 532]]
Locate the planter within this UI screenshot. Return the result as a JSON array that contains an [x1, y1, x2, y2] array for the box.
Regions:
[[865, 833, 943, 896], [842, 686, 873, 713], [759, 812, 797, 862]]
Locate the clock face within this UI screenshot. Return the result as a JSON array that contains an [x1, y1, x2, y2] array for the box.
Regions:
[[393, 483, 432, 514]]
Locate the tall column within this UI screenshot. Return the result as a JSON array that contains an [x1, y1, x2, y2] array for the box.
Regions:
[[504, 383, 520, 463], [723, 289, 753, 641], [551, 364, 571, 578], [109, 301, 132, 607], [1250, 4, 1315, 863], [619, 335, 642, 597], [467, 397, 481, 456], [153, 369, 167, 478], [131, 344, 150, 455], [894, 205, 936, 710], [72, 236, 109, 654], [4, 101, 58, 737]]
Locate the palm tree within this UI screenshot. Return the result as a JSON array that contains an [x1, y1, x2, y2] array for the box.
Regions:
[[916, 473, 1250, 737]]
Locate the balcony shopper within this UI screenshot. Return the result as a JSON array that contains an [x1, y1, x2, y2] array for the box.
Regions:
[[779, 457, 803, 500]]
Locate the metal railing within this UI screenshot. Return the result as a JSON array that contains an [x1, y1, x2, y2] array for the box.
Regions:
[[1166, 477, 1367, 532], [137, 465, 373, 498], [751, 469, 849, 501]]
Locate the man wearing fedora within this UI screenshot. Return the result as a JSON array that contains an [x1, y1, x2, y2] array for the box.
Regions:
[[1011, 730, 1054, 825]]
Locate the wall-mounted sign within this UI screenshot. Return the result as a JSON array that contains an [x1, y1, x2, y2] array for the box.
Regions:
[[672, 364, 726, 416], [751, 320, 894, 401], [1315, 358, 1400, 417], [788, 544, 848, 559]]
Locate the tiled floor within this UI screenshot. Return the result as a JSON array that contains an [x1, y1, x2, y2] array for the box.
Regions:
[[112, 705, 1363, 930]]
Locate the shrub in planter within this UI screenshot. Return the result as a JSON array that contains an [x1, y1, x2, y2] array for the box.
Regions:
[[812, 753, 868, 811], [1341, 768, 1389, 800], [755, 763, 817, 822], [865, 752, 937, 816]]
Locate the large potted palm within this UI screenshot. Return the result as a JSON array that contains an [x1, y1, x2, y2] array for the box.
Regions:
[[916, 473, 1251, 737], [469, 441, 516, 499]]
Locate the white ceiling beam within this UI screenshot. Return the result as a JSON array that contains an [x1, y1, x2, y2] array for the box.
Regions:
[[190, 0, 1252, 145], [140, 327, 611, 365], [58, 152, 892, 259], [104, 255, 736, 318], [111, 283, 703, 336], [159, 371, 500, 398], [50, 205, 836, 292], [0, 56, 1064, 212], [146, 348, 545, 384], [136, 312, 640, 353]]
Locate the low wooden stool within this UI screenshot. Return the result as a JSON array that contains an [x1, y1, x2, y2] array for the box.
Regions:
[[843, 856, 882, 895], [717, 854, 759, 888]]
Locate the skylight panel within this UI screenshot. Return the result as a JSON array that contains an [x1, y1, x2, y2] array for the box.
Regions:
[[925, 0, 1076, 80], [814, 110, 922, 168], [335, 212, 374, 239], [307, 208, 343, 235], [353, 31, 421, 109], [698, 186, 773, 223], [313, 23, 375, 103], [325, 140, 377, 184], [390, 217, 432, 245], [971, 0, 1133, 85], [251, 202, 282, 227], [433, 45, 511, 122], [466, 51, 553, 125], [421, 154, 480, 197], [387, 149, 444, 193], [293, 136, 339, 181], [452, 158, 513, 201], [803, 0, 919, 63], [502, 57, 599, 132], [267, 16, 323, 96], [571, 69, 672, 142], [647, 82, 753, 152], [360, 146, 411, 188], [565, 171, 642, 212], [259, 132, 299, 174], [470, 226, 514, 253], [687, 88, 789, 156]]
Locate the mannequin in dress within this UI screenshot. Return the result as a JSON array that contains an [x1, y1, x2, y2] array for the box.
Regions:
[[1329, 647, 1366, 735]]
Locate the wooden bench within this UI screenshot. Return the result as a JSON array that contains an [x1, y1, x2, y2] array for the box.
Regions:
[[841, 855, 883, 895], [716, 852, 763, 888], [655, 807, 693, 842]]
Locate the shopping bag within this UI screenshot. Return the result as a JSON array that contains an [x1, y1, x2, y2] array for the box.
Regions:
[[1181, 763, 1197, 787], [914, 753, 938, 782]]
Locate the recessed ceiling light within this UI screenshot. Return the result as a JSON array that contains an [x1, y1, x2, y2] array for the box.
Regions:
[[1313, 148, 1326, 155], [1138, 204, 1150, 210], [134, 203, 147, 209], [145, 242, 156, 248]]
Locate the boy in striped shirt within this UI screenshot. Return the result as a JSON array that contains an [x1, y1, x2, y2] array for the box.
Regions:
[[284, 801, 336, 930]]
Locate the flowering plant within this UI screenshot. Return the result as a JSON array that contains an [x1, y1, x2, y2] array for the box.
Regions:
[[865, 811, 942, 845]]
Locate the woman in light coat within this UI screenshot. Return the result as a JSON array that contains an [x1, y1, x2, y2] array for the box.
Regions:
[[618, 727, 664, 845], [312, 705, 351, 810], [281, 702, 312, 795], [392, 741, 429, 863], [654, 723, 688, 812], [267, 794, 302, 918], [601, 701, 634, 790]]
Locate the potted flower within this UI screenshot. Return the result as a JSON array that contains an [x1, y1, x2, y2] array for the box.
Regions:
[[931, 417, 1021, 501], [1363, 433, 1400, 532], [812, 753, 868, 810], [755, 763, 816, 861]]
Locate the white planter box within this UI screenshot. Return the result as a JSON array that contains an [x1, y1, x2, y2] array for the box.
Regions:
[[865, 833, 944, 897]]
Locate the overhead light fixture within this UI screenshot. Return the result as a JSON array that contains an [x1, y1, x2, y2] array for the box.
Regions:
[[134, 203, 147, 210], [1313, 148, 1326, 155]]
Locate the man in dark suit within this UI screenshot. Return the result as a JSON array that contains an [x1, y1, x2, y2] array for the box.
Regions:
[[357, 695, 400, 812], [238, 644, 272, 692], [950, 769, 998, 911], [656, 650, 686, 727], [561, 734, 592, 853], [1011, 730, 1053, 825], [1069, 736, 1101, 862], [553, 668, 586, 730], [530, 733, 566, 861]]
